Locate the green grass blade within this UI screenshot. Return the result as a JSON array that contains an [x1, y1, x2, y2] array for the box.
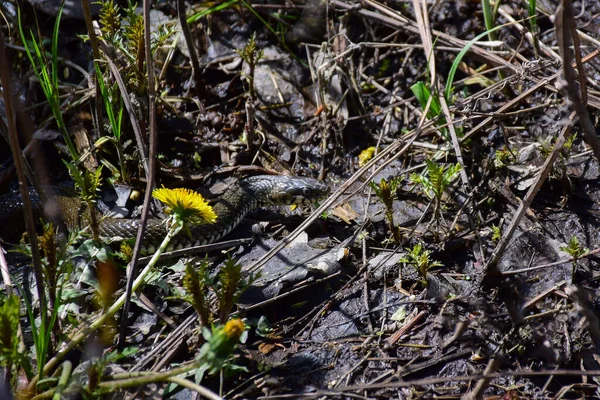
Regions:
[[117, 96, 124, 135], [528, 0, 537, 30], [29, 34, 53, 101], [481, 0, 497, 42], [18, 9, 40, 78], [240, 0, 277, 36], [20, 5, 78, 160], [444, 22, 511, 101], [187, 0, 238, 24], [13, 277, 46, 375], [411, 81, 441, 119], [51, 2, 65, 91]]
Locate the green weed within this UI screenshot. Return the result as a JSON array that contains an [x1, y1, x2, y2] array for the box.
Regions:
[[17, 5, 78, 160], [370, 177, 403, 243], [400, 243, 443, 285], [410, 159, 462, 224], [491, 224, 502, 243], [560, 236, 588, 282]]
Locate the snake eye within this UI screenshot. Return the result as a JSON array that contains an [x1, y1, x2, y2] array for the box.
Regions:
[[274, 191, 289, 204], [302, 188, 312, 197]]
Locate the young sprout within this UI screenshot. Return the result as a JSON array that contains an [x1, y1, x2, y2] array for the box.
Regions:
[[560, 236, 588, 282], [370, 177, 403, 243], [491, 224, 502, 243], [410, 159, 461, 228], [182, 261, 211, 329], [400, 243, 443, 285]]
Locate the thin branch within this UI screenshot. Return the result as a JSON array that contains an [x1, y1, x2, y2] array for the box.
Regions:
[[118, 0, 160, 350], [176, 0, 204, 94]]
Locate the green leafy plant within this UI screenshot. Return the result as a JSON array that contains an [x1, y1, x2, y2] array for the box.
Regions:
[[411, 81, 462, 141], [95, 68, 126, 181], [12, 218, 87, 391], [237, 32, 264, 96], [18, 5, 78, 160], [195, 318, 248, 383], [216, 256, 255, 324], [560, 236, 589, 281], [19, 270, 62, 387], [37, 223, 70, 315], [537, 134, 575, 185], [563, 133, 577, 154], [99, 0, 122, 41], [370, 177, 403, 243], [400, 243, 443, 285], [182, 260, 211, 328], [13, 225, 80, 391], [481, 0, 497, 42], [527, 0, 537, 30], [94, 0, 175, 182], [181, 254, 256, 330], [410, 159, 462, 223], [480, 0, 506, 83], [411, 81, 442, 121], [491, 224, 502, 243], [123, 2, 146, 91]]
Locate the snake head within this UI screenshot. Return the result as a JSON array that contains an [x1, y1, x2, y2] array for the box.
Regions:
[[266, 176, 330, 206]]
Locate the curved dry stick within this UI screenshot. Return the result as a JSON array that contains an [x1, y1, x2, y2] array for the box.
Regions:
[[556, 0, 600, 163]]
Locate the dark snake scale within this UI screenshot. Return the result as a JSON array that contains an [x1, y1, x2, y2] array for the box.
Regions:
[[0, 175, 330, 251]]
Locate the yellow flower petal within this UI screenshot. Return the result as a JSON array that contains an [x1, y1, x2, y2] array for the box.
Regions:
[[152, 187, 217, 223]]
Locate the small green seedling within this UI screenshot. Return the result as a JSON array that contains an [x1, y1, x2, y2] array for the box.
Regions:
[[560, 236, 588, 282], [491, 224, 502, 243], [410, 159, 462, 225], [400, 243, 443, 285], [370, 177, 403, 243]]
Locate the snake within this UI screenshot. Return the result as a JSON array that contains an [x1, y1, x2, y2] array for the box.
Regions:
[[0, 175, 330, 251]]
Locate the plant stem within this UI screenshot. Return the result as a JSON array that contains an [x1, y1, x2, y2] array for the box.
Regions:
[[96, 362, 198, 391], [52, 361, 72, 400]]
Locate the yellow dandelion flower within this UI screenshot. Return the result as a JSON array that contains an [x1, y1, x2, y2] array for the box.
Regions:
[[223, 318, 245, 341], [152, 187, 217, 224]]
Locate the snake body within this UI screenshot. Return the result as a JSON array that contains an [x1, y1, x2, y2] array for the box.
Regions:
[[0, 175, 330, 250]]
